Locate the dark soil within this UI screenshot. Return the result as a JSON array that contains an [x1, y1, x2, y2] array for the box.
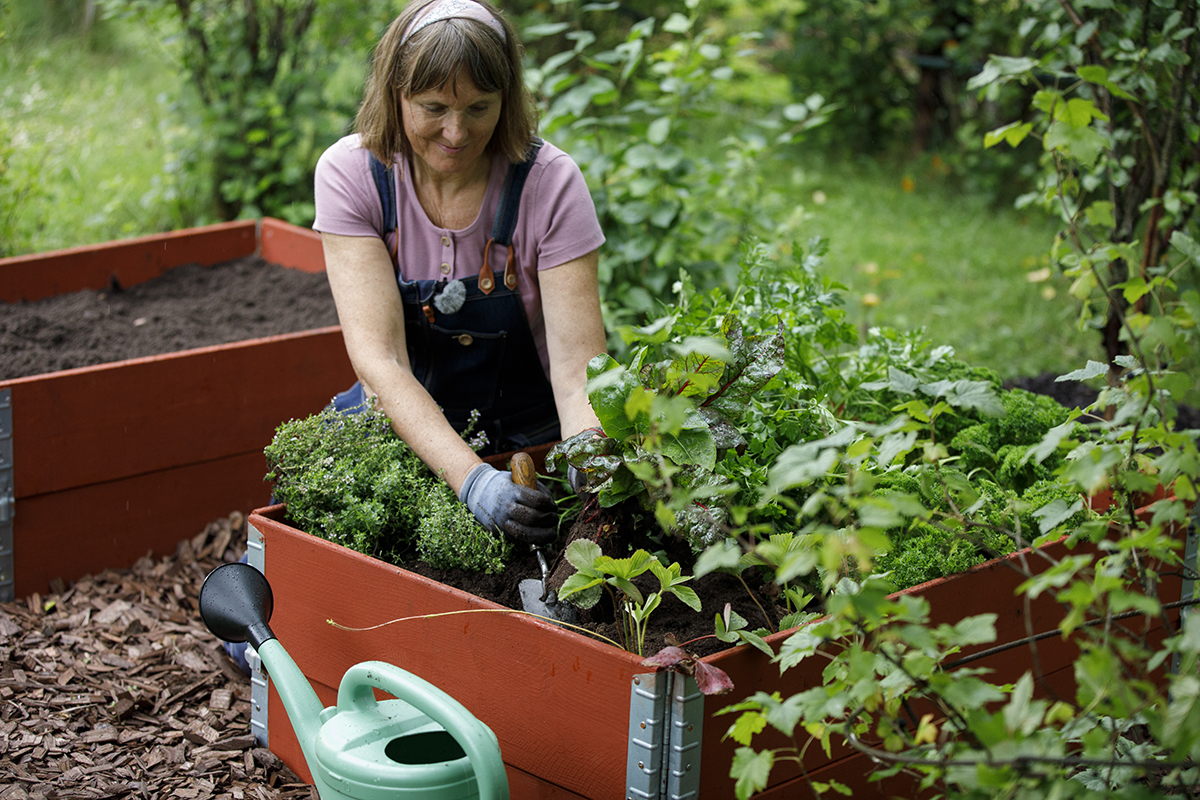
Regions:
[[404, 509, 783, 659], [0, 256, 339, 381]]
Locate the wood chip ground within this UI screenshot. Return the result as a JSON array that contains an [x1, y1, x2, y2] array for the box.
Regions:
[[0, 512, 316, 800]]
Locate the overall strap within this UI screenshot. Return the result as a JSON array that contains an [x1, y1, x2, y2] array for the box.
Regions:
[[480, 138, 543, 294], [369, 139, 544, 286], [368, 154, 399, 271]]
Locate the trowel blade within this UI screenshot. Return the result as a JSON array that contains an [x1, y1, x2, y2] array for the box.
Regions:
[[519, 579, 577, 625]]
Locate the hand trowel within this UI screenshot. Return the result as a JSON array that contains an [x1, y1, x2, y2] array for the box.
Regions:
[[511, 452, 577, 626]]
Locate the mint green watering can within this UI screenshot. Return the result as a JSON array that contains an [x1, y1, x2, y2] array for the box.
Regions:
[[199, 562, 509, 800]]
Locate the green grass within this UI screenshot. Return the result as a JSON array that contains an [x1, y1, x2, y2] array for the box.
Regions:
[[0, 17, 209, 255], [788, 156, 1103, 379]]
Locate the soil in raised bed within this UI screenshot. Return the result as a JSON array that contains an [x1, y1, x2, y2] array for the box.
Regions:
[[0, 255, 339, 381], [401, 509, 785, 660]]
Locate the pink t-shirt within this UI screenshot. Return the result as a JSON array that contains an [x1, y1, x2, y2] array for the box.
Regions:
[[313, 134, 605, 373]]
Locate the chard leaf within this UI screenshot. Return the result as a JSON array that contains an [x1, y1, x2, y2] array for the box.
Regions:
[[698, 407, 748, 452], [597, 464, 644, 507], [702, 317, 785, 420], [661, 422, 717, 470], [667, 336, 730, 398], [546, 428, 615, 474], [586, 354, 640, 439]]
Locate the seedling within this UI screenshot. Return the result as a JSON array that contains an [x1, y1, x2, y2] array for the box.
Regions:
[[558, 539, 702, 655], [695, 533, 819, 632], [713, 603, 774, 657]]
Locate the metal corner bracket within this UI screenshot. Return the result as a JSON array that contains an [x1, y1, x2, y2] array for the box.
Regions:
[[627, 671, 704, 800], [0, 388, 14, 603], [1173, 502, 1200, 675], [246, 519, 269, 747]]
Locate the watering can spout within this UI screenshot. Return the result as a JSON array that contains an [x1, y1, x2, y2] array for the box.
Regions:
[[199, 563, 510, 800], [199, 564, 330, 785]]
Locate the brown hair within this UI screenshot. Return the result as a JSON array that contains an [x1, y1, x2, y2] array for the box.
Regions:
[[355, 0, 537, 167]]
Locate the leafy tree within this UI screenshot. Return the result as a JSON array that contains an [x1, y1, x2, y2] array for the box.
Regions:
[[527, 1, 831, 339], [975, 0, 1200, 383], [119, 0, 382, 223], [712, 0, 1029, 157]]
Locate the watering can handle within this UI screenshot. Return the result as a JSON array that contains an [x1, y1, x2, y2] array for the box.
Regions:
[[338, 661, 510, 800]]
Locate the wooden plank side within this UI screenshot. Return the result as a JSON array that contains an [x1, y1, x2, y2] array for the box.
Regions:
[[258, 512, 638, 800], [13, 450, 271, 597], [259, 218, 326, 274], [0, 220, 257, 302], [3, 326, 354, 498]]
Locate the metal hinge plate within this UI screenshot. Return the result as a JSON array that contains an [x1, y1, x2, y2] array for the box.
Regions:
[[0, 388, 14, 603], [627, 671, 704, 800], [246, 520, 269, 747]]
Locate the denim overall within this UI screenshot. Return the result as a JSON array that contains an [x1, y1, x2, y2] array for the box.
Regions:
[[331, 141, 560, 456]]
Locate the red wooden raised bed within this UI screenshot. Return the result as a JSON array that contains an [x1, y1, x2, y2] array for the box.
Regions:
[[0, 219, 354, 600], [248, 499, 1188, 799]]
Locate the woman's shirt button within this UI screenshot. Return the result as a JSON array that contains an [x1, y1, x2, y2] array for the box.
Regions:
[[441, 235, 451, 247], [440, 262, 451, 274]]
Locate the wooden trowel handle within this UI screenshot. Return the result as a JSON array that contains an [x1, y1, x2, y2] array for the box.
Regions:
[[510, 452, 537, 489]]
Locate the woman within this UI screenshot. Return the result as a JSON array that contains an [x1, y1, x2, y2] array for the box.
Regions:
[[313, 0, 606, 546]]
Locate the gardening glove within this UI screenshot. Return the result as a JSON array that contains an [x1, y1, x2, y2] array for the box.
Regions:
[[459, 463, 557, 544]]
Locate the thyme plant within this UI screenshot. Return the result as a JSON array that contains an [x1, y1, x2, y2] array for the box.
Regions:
[[264, 403, 510, 573]]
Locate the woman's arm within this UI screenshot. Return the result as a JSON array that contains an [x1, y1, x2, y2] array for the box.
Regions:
[[321, 232, 483, 494], [540, 248, 606, 438]]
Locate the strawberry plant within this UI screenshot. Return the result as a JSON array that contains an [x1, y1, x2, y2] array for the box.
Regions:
[[557, 539, 701, 655]]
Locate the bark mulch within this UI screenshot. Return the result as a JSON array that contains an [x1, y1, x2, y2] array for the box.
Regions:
[[0, 512, 315, 800]]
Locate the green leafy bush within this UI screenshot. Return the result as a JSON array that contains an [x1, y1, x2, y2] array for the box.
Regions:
[[974, 0, 1200, 392], [527, 3, 832, 339], [119, 0, 378, 223], [264, 403, 509, 573], [0, 0, 42, 257]]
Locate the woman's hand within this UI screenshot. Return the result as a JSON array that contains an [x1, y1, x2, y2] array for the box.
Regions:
[[458, 463, 557, 543]]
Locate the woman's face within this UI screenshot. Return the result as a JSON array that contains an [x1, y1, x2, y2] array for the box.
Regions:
[[402, 72, 502, 177]]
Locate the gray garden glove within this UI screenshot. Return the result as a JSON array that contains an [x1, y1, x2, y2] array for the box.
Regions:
[[459, 463, 557, 544]]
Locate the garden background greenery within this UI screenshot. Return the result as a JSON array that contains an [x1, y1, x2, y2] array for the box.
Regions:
[[3, 0, 1100, 378], [4, 0, 1200, 797]]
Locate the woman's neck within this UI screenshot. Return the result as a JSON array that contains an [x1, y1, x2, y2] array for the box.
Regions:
[[409, 154, 492, 230]]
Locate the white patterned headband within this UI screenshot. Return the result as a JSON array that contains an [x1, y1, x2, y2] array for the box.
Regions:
[[402, 0, 507, 45]]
